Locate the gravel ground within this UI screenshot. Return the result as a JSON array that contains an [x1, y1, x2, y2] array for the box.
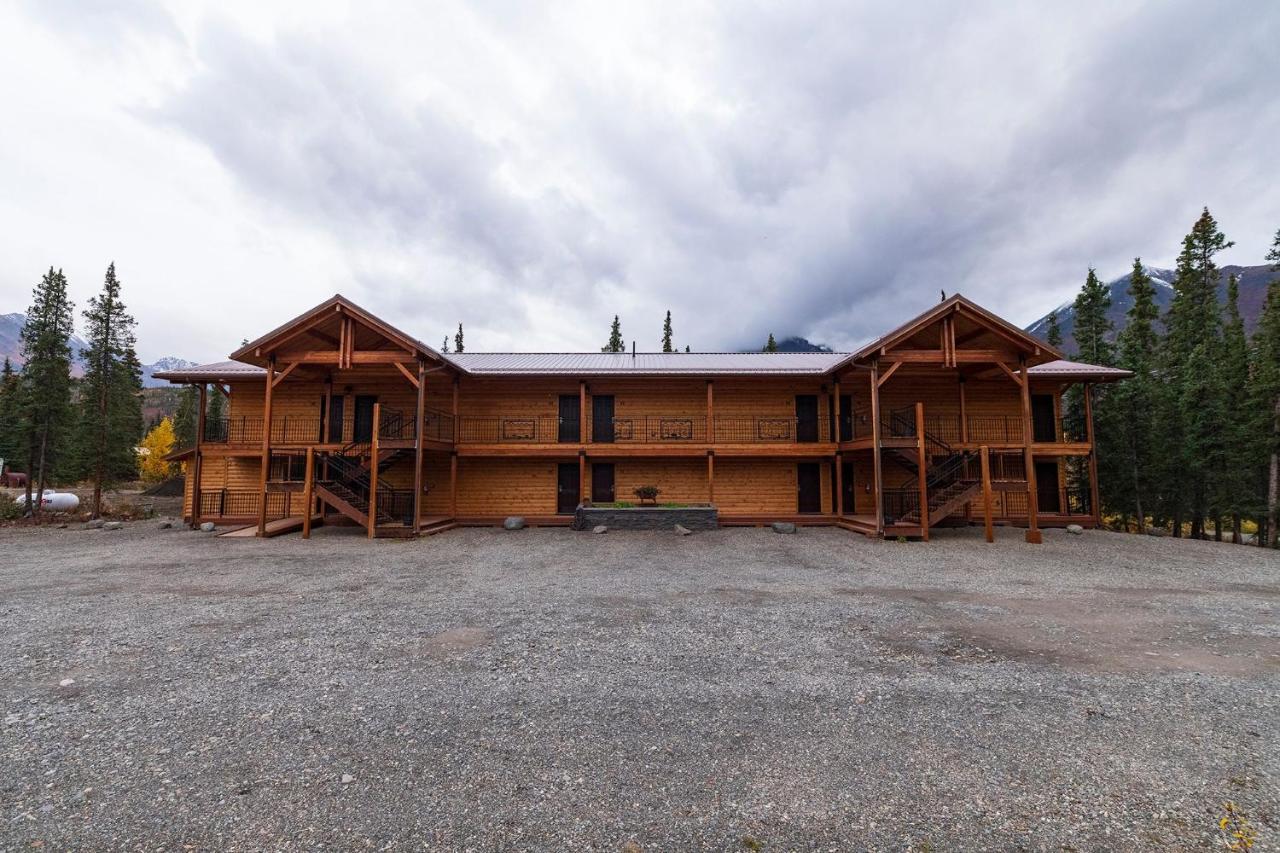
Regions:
[[1, 521, 1277, 851]]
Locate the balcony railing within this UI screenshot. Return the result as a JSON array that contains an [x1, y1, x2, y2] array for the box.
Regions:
[[871, 412, 1089, 445], [712, 416, 830, 443], [457, 416, 568, 443], [197, 489, 298, 519], [203, 408, 456, 446], [591, 415, 709, 443]]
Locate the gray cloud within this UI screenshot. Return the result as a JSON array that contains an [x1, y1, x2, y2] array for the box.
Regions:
[[7, 1, 1279, 356]]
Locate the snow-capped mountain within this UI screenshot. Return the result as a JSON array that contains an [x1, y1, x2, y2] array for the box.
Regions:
[[1, 310, 194, 386], [140, 356, 197, 388], [1026, 263, 1273, 354]]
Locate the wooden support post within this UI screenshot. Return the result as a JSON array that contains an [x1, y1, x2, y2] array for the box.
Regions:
[[870, 361, 884, 535], [958, 375, 968, 444], [706, 380, 714, 444], [579, 380, 587, 445], [980, 445, 994, 543], [193, 382, 207, 528], [449, 453, 458, 519], [1084, 382, 1101, 526], [707, 451, 715, 504], [833, 379, 842, 443], [368, 402, 380, 539], [413, 361, 426, 532], [915, 402, 929, 540], [452, 376, 459, 442], [1019, 360, 1041, 543], [579, 451, 586, 502], [257, 356, 275, 537], [302, 447, 315, 539], [834, 451, 843, 517]]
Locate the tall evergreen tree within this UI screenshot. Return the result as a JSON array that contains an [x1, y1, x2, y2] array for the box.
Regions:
[[1105, 259, 1160, 531], [206, 386, 226, 425], [16, 267, 75, 516], [1255, 228, 1280, 546], [172, 386, 198, 450], [1162, 207, 1233, 538], [1045, 309, 1063, 349], [1214, 273, 1252, 541], [454, 323, 464, 353], [74, 263, 144, 516], [661, 311, 674, 353], [440, 336, 449, 354], [0, 358, 19, 471], [1071, 268, 1114, 366], [602, 316, 624, 353], [763, 333, 777, 353]]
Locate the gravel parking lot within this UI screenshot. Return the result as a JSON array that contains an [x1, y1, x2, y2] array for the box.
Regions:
[[2, 522, 1277, 850]]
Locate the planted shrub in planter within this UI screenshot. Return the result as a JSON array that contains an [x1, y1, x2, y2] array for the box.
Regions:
[[633, 485, 661, 505]]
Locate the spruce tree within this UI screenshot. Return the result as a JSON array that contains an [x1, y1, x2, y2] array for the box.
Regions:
[[661, 311, 674, 353], [173, 386, 198, 449], [1254, 228, 1280, 546], [1071, 268, 1113, 366], [441, 336, 449, 354], [1162, 207, 1233, 538], [1046, 310, 1063, 348], [206, 386, 225, 425], [74, 263, 144, 517], [454, 323, 464, 353], [0, 358, 19, 469], [1215, 273, 1252, 541], [1107, 259, 1160, 531], [684, 345, 690, 353], [763, 334, 777, 353], [602, 316, 623, 353], [16, 267, 75, 516]]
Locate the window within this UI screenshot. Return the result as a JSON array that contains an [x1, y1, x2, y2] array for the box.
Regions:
[[269, 454, 307, 482]]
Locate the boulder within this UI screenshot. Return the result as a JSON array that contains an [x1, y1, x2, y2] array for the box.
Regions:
[[1146, 527, 1168, 537], [102, 521, 123, 531], [592, 525, 608, 534], [503, 516, 525, 531], [158, 520, 173, 530], [83, 518, 105, 530], [200, 521, 216, 533], [674, 524, 692, 536], [771, 521, 797, 534], [1066, 524, 1084, 535], [1241, 533, 1257, 545]]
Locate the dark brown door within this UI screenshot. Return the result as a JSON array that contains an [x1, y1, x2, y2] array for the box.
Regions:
[[797, 462, 822, 513], [327, 395, 345, 443], [1031, 395, 1056, 443], [592, 395, 615, 443], [795, 395, 819, 442], [591, 463, 615, 503], [1035, 461, 1061, 513], [557, 463, 580, 514], [839, 394, 853, 441], [558, 395, 580, 443], [841, 461, 855, 514], [353, 395, 376, 443]]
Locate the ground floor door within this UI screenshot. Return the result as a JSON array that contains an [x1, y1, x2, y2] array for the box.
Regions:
[[557, 463, 580, 514], [797, 462, 822, 513], [591, 462, 615, 503], [1035, 460, 1061, 513]]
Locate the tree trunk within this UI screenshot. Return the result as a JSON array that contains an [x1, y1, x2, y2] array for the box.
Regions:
[[1172, 508, 1183, 538], [1232, 513, 1241, 545], [1269, 397, 1279, 548], [23, 445, 34, 517], [34, 426, 48, 519], [1213, 515, 1222, 542]]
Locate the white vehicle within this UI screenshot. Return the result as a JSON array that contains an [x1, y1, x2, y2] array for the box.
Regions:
[[14, 490, 81, 513]]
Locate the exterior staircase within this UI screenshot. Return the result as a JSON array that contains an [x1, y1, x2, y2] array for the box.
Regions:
[[883, 406, 981, 529], [314, 450, 416, 537]]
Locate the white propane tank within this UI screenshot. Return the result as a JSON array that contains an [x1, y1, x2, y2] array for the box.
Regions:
[[15, 490, 81, 512]]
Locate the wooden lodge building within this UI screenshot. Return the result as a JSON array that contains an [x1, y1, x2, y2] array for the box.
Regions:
[[156, 294, 1129, 541]]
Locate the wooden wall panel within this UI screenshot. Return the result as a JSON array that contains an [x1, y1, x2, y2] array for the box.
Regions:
[[453, 458, 562, 516], [712, 459, 832, 515], [602, 459, 708, 504]]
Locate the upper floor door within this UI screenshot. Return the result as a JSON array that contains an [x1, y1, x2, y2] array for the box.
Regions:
[[352, 395, 377, 443], [1031, 395, 1056, 443], [795, 395, 819, 442], [838, 394, 853, 441], [558, 395, 580, 443], [592, 395, 615, 443]]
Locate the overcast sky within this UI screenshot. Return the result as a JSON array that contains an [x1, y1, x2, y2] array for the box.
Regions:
[[1, 1, 1277, 362]]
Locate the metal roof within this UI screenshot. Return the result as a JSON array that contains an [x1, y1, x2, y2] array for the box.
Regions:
[[443, 351, 851, 375], [1026, 359, 1133, 381], [152, 361, 268, 381]]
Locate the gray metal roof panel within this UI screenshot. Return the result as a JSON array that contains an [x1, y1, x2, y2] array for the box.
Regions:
[[443, 351, 850, 375]]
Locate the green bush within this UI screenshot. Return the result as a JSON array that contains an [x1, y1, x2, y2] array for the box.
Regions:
[[0, 492, 21, 521]]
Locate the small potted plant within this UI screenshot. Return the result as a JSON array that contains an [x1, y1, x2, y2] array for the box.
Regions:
[[633, 484, 660, 506]]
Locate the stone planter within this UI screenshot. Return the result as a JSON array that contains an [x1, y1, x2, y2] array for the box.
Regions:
[[572, 503, 718, 531]]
